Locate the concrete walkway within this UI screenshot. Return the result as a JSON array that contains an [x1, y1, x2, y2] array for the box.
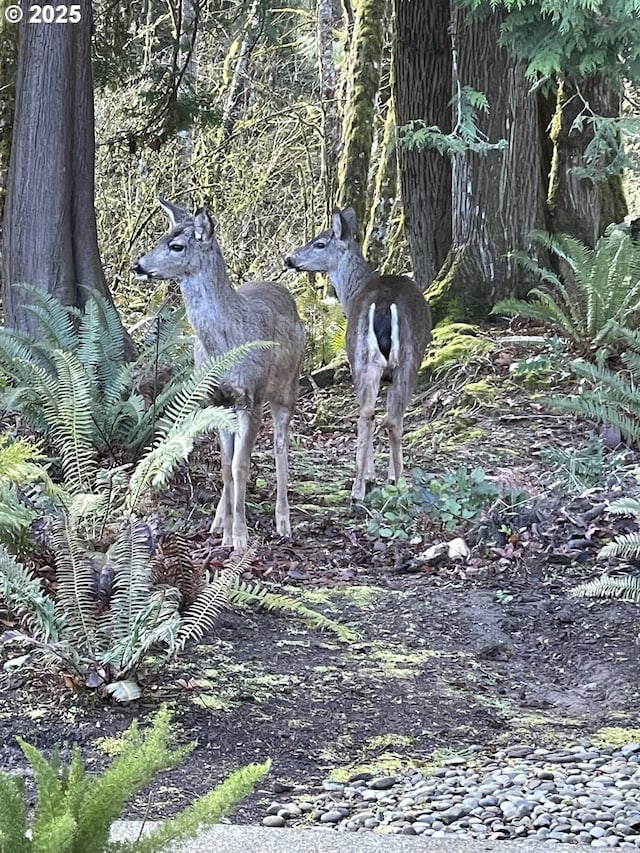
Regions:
[[113, 822, 597, 853]]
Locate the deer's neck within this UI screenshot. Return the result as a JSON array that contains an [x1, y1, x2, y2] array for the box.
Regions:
[[330, 250, 374, 311], [179, 252, 241, 342]]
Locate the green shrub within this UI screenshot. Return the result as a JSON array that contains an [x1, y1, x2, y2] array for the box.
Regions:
[[492, 229, 640, 358], [0, 706, 270, 853], [363, 466, 500, 542]]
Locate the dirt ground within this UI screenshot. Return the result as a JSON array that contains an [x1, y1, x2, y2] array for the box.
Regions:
[[1, 341, 640, 823]]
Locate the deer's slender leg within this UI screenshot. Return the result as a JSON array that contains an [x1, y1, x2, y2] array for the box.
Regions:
[[211, 429, 235, 545], [231, 405, 263, 552], [382, 381, 410, 485], [352, 364, 384, 501], [270, 402, 293, 536]]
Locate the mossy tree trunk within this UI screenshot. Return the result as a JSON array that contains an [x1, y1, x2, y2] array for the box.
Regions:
[[317, 0, 345, 210], [336, 0, 388, 233], [428, 8, 544, 324], [393, 0, 451, 289], [0, 3, 18, 225], [363, 99, 401, 272], [547, 75, 627, 247], [1, 0, 133, 356]]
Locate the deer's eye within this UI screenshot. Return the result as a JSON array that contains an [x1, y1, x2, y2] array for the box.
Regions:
[[313, 240, 327, 250], [169, 243, 185, 253]]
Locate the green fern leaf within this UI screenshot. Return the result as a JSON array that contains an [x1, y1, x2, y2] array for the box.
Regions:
[[599, 532, 640, 560], [175, 551, 254, 651], [133, 760, 271, 853], [231, 581, 358, 642], [572, 574, 640, 602], [0, 772, 29, 853], [124, 406, 236, 512], [49, 514, 98, 659]]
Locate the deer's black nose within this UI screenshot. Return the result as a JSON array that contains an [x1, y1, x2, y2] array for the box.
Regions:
[[131, 262, 146, 276], [285, 256, 297, 270]]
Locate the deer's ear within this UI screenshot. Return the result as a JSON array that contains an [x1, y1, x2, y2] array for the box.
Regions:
[[341, 207, 358, 237], [332, 210, 347, 241], [332, 208, 356, 241], [158, 198, 189, 227], [194, 207, 215, 242]]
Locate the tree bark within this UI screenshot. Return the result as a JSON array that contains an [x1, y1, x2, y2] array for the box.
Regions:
[[393, 0, 451, 289], [547, 75, 627, 247], [2, 0, 132, 356], [428, 7, 544, 323], [0, 6, 18, 224], [317, 0, 344, 210], [363, 99, 401, 272], [336, 0, 388, 232]]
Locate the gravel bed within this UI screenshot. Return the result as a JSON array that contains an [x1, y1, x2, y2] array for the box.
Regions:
[[262, 742, 640, 847]]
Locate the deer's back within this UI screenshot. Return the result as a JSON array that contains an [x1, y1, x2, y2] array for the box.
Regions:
[[345, 275, 431, 373]]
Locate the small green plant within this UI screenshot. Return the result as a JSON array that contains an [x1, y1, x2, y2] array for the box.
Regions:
[[539, 432, 628, 492], [0, 705, 270, 853], [363, 466, 500, 541], [492, 228, 640, 358]]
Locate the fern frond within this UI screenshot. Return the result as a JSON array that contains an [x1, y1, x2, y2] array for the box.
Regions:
[[599, 532, 640, 560], [100, 587, 182, 677], [0, 772, 29, 853], [79, 289, 125, 372], [17, 738, 67, 840], [104, 520, 155, 642], [155, 342, 269, 439], [49, 514, 98, 657], [124, 406, 236, 512], [607, 497, 640, 518], [72, 707, 191, 853], [175, 549, 254, 651], [0, 545, 62, 643], [15, 284, 78, 351], [572, 574, 640, 602], [230, 581, 357, 642], [44, 350, 98, 492], [133, 760, 271, 853]]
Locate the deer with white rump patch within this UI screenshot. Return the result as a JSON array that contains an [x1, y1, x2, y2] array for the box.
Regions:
[[286, 208, 431, 501], [132, 200, 305, 552]]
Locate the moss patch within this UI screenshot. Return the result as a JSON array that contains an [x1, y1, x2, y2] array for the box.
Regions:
[[422, 323, 492, 374], [591, 727, 640, 748]]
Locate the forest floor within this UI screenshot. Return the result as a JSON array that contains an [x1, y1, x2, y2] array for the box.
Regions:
[[1, 330, 640, 825]]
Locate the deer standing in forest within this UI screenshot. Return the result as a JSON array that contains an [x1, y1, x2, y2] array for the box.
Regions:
[[286, 208, 431, 501], [132, 200, 305, 552]]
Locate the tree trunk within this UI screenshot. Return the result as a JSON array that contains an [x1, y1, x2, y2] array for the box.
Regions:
[[317, 0, 344, 210], [428, 8, 544, 323], [336, 0, 388, 231], [0, 8, 18, 224], [1, 1, 132, 356], [393, 0, 451, 289], [363, 99, 401, 272], [547, 75, 627, 247]]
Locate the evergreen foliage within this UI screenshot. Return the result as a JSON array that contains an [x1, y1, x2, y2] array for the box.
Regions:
[[0, 288, 197, 464], [572, 497, 640, 606], [0, 706, 270, 853], [0, 434, 54, 552], [492, 228, 640, 357], [548, 347, 640, 446], [462, 0, 640, 84]]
